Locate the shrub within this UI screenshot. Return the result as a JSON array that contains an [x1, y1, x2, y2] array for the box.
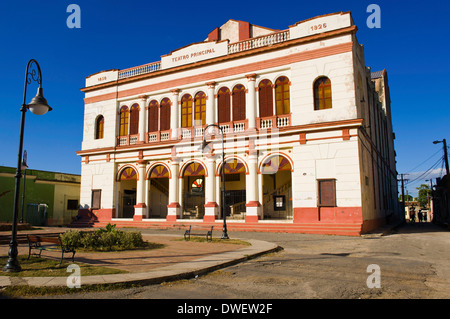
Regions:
[[60, 230, 82, 249], [60, 224, 146, 251]]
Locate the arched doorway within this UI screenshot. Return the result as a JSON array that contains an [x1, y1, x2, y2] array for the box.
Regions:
[[261, 155, 292, 219], [117, 167, 137, 218], [219, 158, 247, 219], [182, 162, 205, 219], [148, 164, 169, 218]]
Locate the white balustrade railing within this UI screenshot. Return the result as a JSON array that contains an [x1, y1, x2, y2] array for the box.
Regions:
[[277, 116, 290, 127], [160, 131, 170, 141], [228, 30, 290, 54], [233, 122, 245, 133], [148, 133, 158, 142], [118, 62, 161, 80], [260, 118, 273, 129]]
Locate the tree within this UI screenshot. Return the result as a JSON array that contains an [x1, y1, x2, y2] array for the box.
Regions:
[[398, 194, 413, 202], [416, 184, 431, 208]]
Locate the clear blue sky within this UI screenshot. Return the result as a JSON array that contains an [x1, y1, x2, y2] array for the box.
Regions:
[[0, 0, 449, 197]]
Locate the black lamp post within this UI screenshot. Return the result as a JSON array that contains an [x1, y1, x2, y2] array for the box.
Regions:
[[3, 59, 52, 272], [20, 150, 28, 224], [201, 124, 229, 239]]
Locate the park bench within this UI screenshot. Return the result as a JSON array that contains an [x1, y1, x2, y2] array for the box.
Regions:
[[184, 225, 213, 242], [27, 234, 76, 266]]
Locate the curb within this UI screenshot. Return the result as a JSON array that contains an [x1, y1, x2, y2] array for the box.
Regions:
[[0, 239, 281, 288]]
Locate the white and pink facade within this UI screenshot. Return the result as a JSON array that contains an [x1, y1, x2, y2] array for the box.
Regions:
[[76, 12, 400, 235]]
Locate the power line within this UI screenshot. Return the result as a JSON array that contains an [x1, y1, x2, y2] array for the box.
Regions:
[[406, 155, 443, 185]]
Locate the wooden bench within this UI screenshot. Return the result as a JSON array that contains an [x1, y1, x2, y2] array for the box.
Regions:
[[27, 234, 76, 266], [184, 225, 213, 242]]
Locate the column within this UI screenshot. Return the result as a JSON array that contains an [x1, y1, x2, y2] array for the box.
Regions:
[[245, 149, 261, 222], [138, 95, 147, 143], [171, 89, 180, 139], [134, 160, 147, 221], [204, 154, 218, 222], [206, 81, 216, 125], [167, 157, 181, 221], [246, 74, 257, 130]]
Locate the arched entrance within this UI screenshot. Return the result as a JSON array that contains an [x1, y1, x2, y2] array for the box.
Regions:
[[219, 158, 247, 219], [182, 162, 205, 219], [261, 155, 292, 220], [148, 164, 169, 218], [117, 167, 137, 218]]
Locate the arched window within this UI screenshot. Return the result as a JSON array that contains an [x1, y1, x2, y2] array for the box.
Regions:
[[160, 98, 171, 131], [119, 105, 129, 136], [95, 115, 104, 139], [217, 87, 230, 123], [314, 77, 332, 110], [181, 94, 192, 128], [232, 84, 246, 121], [194, 91, 206, 126], [148, 100, 159, 132], [258, 79, 273, 117], [275, 76, 290, 115], [129, 103, 140, 135]]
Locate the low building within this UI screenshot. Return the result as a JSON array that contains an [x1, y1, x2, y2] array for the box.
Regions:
[[76, 12, 401, 235], [0, 166, 80, 226]]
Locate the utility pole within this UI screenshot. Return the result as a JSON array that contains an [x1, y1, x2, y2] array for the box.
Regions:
[[399, 174, 408, 219], [443, 139, 449, 176], [433, 138, 449, 176]]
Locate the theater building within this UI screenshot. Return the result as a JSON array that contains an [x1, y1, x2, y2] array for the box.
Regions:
[[76, 12, 400, 235]]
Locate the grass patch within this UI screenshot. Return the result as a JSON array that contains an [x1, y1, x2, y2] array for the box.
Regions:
[[0, 255, 127, 278], [177, 236, 251, 245], [1, 282, 140, 298]]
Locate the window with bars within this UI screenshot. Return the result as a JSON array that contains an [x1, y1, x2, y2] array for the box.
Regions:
[[95, 115, 104, 139], [91, 189, 102, 210], [148, 100, 159, 132], [317, 179, 336, 207], [194, 91, 206, 126], [217, 87, 231, 123], [275, 76, 290, 115], [232, 84, 246, 121], [119, 105, 129, 136], [258, 79, 273, 117], [314, 77, 332, 110], [160, 97, 171, 131], [129, 103, 140, 135], [181, 94, 193, 128]]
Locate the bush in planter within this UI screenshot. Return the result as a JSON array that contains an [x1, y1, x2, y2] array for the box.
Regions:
[[60, 224, 146, 251]]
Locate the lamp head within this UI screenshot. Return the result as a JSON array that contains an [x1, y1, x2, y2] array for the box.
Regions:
[[28, 87, 52, 115]]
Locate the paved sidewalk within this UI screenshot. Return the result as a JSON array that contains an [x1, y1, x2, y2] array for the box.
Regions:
[[0, 228, 279, 288]]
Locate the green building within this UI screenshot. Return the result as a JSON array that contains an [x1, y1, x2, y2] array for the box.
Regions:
[[0, 166, 80, 226]]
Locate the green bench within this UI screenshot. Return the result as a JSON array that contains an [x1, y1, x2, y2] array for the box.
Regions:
[[27, 234, 76, 266], [184, 225, 213, 242]]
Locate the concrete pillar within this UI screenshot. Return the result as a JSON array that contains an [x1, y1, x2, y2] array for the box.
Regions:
[[167, 157, 181, 221], [206, 82, 216, 126], [171, 89, 180, 139], [245, 150, 261, 222], [204, 154, 218, 222], [134, 160, 147, 221], [246, 74, 257, 130], [138, 95, 147, 143]]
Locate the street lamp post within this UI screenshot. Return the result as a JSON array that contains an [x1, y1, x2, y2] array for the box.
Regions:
[[433, 139, 449, 176], [3, 59, 52, 272], [20, 150, 28, 224], [201, 124, 229, 239]]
